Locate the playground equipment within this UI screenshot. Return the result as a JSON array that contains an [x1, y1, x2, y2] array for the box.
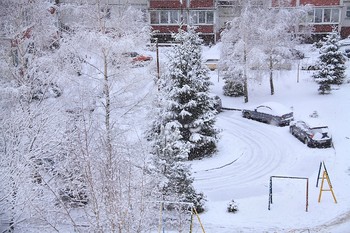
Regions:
[[316, 161, 337, 203], [156, 201, 205, 233], [268, 176, 309, 212]]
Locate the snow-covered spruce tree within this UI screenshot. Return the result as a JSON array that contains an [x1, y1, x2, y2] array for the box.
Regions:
[[313, 30, 346, 94], [147, 26, 219, 213], [163, 26, 219, 160], [149, 121, 206, 213]]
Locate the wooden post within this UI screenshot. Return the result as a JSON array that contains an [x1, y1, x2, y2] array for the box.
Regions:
[[193, 207, 206, 233], [189, 206, 194, 233]]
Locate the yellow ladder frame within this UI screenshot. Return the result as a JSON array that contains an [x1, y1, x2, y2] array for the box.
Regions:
[[318, 170, 337, 203]]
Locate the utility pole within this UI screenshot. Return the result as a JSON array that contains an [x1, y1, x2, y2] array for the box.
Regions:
[[156, 38, 160, 90]]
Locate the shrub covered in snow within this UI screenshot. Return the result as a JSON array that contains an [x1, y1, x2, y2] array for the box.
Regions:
[[227, 200, 239, 213]]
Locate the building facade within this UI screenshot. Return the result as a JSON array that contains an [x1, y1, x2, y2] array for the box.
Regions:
[[272, 0, 350, 39], [21, 0, 350, 44], [148, 0, 350, 44], [149, 0, 216, 43]]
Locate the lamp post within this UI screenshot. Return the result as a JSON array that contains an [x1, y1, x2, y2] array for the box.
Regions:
[[156, 38, 160, 90]]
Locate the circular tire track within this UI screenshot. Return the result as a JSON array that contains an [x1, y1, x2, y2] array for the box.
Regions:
[[193, 111, 298, 198]]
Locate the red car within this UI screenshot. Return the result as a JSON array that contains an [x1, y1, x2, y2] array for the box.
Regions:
[[123, 52, 152, 65]]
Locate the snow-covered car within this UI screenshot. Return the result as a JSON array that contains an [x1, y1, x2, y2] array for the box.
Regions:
[[242, 102, 294, 126], [289, 119, 332, 148], [204, 58, 219, 71]]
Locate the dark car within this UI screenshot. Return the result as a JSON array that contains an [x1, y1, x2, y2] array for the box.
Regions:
[[242, 102, 294, 126], [289, 120, 332, 148]]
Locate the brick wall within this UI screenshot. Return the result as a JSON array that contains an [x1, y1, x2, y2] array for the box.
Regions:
[[190, 0, 214, 8], [272, 0, 340, 6], [150, 1, 182, 9], [299, 0, 340, 6]]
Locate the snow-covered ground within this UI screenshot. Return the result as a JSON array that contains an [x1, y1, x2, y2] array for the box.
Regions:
[[187, 43, 350, 232]]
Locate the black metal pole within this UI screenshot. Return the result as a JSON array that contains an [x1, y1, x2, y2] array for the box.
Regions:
[[316, 161, 322, 187], [268, 176, 272, 210]]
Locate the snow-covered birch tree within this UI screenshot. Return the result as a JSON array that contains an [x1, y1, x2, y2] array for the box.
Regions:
[[220, 4, 260, 103], [221, 3, 310, 98], [54, 1, 158, 231], [0, 1, 67, 231], [257, 8, 298, 95]]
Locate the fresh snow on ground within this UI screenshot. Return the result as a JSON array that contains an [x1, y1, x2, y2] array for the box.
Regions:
[[184, 43, 350, 232]]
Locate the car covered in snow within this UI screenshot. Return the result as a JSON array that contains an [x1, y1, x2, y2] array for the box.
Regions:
[[242, 102, 294, 126], [204, 58, 219, 71], [289, 119, 332, 148]]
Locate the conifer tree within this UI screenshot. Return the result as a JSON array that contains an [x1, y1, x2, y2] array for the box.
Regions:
[[147, 26, 220, 212], [313, 30, 346, 94], [165, 26, 219, 160]]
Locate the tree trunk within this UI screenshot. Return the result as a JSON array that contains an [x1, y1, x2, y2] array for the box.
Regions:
[[243, 49, 249, 103], [269, 55, 274, 95]]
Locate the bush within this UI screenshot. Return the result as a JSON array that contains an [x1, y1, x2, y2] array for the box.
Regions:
[[223, 79, 244, 97], [227, 199, 238, 213]]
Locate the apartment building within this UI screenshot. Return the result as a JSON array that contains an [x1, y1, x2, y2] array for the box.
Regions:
[[272, 0, 350, 38], [4, 0, 350, 48], [149, 0, 216, 43], [150, 0, 350, 43]]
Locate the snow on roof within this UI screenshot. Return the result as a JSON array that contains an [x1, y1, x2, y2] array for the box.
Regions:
[[259, 102, 292, 116], [303, 117, 329, 128]]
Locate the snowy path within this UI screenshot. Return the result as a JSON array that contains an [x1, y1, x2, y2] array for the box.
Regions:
[[189, 110, 343, 232], [192, 110, 301, 200]]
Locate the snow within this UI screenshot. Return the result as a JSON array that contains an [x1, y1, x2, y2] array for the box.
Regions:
[[303, 117, 330, 128], [185, 43, 350, 232], [249, 101, 293, 116]]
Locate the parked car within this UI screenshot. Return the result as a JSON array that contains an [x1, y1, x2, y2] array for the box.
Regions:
[[122, 52, 152, 66], [204, 58, 219, 71], [289, 119, 332, 148], [242, 102, 294, 126]]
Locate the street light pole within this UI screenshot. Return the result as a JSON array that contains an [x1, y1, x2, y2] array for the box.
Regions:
[[156, 38, 160, 90]]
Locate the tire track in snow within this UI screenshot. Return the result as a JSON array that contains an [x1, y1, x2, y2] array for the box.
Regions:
[[193, 111, 298, 198]]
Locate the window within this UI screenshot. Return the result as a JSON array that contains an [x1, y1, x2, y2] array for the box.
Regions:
[[306, 8, 340, 24], [331, 9, 340, 22], [347, 7, 350, 18], [150, 11, 159, 24], [160, 11, 168, 24], [315, 9, 322, 23], [323, 9, 331, 22], [190, 11, 214, 25], [150, 11, 180, 24], [170, 11, 179, 24]]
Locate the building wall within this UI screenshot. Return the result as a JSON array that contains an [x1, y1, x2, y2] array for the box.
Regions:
[[149, 0, 216, 44], [56, 0, 350, 43], [272, 0, 340, 6], [299, 0, 340, 5]]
